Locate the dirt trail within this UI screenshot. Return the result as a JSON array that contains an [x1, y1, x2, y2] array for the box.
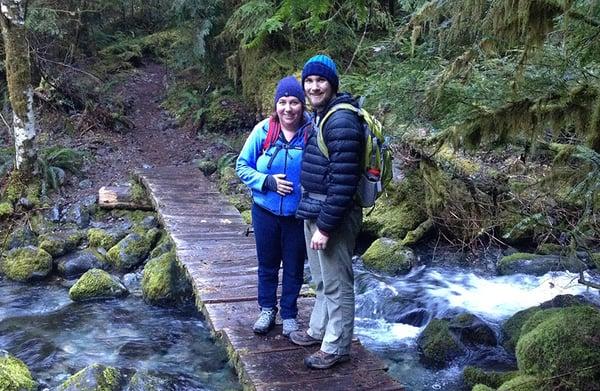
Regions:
[[63, 62, 203, 203]]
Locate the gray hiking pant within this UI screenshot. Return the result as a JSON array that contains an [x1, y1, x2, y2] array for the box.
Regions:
[[305, 205, 362, 355]]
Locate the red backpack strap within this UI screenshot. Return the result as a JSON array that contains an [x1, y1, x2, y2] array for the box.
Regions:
[[262, 117, 281, 152]]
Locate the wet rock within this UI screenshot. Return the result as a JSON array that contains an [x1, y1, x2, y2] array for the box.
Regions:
[[396, 308, 430, 327], [149, 235, 173, 259], [106, 233, 152, 271], [139, 215, 158, 230], [362, 238, 415, 275], [497, 252, 585, 276], [78, 179, 93, 189], [56, 249, 109, 278], [6, 225, 38, 250], [56, 363, 121, 391], [142, 251, 192, 305], [417, 318, 465, 368], [1, 246, 52, 282], [46, 205, 62, 222], [39, 230, 85, 257], [69, 269, 128, 301], [62, 202, 91, 228], [123, 271, 142, 292], [449, 313, 497, 346], [0, 350, 36, 390], [195, 158, 217, 176], [126, 370, 170, 391]]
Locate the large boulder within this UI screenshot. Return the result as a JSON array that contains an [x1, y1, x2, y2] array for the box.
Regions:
[[1, 246, 52, 281], [497, 252, 585, 275], [449, 313, 497, 346], [141, 252, 192, 305], [0, 350, 36, 391], [38, 230, 85, 257], [417, 318, 465, 368], [463, 366, 516, 390], [69, 269, 127, 301], [515, 306, 600, 390], [6, 226, 37, 250], [57, 364, 121, 391], [56, 249, 109, 278], [361, 238, 415, 275], [106, 232, 152, 271]]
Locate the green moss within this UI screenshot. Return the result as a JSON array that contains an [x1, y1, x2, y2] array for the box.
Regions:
[[141, 251, 191, 305], [0, 202, 14, 219], [497, 375, 543, 391], [195, 159, 217, 176], [57, 364, 121, 391], [591, 253, 600, 269], [418, 318, 464, 368], [1, 247, 52, 281], [228, 193, 252, 212], [39, 231, 84, 257], [88, 228, 119, 249], [0, 353, 36, 391], [241, 210, 252, 224], [106, 233, 151, 270], [535, 243, 563, 255], [130, 181, 150, 205], [69, 269, 127, 301], [501, 306, 541, 352], [463, 366, 517, 389], [436, 144, 481, 176], [516, 306, 600, 390], [472, 385, 495, 391], [362, 238, 415, 275]]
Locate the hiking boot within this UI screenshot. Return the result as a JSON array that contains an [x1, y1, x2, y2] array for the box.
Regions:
[[304, 350, 350, 369], [289, 330, 322, 346], [253, 308, 277, 334], [282, 318, 298, 337]]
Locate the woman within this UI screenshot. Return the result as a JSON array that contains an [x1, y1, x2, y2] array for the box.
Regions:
[[236, 76, 310, 336]]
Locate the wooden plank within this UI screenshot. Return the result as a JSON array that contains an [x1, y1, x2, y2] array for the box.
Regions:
[[134, 165, 403, 391]]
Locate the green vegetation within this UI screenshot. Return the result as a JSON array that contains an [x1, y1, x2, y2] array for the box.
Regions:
[[0, 353, 36, 391], [69, 269, 128, 301], [141, 251, 192, 305], [362, 238, 414, 275], [1, 246, 53, 282], [57, 364, 121, 391]]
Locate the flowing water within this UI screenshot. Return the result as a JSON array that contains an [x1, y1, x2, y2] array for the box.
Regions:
[[354, 263, 600, 390], [0, 276, 240, 390]]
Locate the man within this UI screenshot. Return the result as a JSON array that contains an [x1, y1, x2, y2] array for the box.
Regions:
[[290, 54, 363, 369]]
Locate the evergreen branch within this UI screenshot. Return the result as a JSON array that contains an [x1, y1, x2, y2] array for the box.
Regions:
[[567, 9, 600, 28]]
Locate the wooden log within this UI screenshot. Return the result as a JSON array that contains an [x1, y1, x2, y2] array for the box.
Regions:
[[98, 185, 154, 210]]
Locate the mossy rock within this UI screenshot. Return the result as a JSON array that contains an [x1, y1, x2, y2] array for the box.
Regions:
[[87, 228, 127, 250], [228, 193, 252, 212], [449, 313, 497, 346], [515, 306, 600, 390], [472, 385, 495, 391], [106, 233, 152, 271], [591, 253, 600, 269], [69, 269, 127, 301], [417, 318, 465, 368], [0, 202, 14, 219], [6, 226, 37, 250], [141, 251, 192, 305], [497, 252, 576, 275], [218, 166, 244, 195], [56, 249, 109, 278], [0, 351, 36, 391], [126, 370, 170, 391], [463, 366, 517, 389], [535, 243, 563, 255], [497, 375, 543, 391], [195, 159, 217, 176], [1, 246, 52, 282], [361, 238, 415, 275], [241, 210, 252, 224], [202, 95, 254, 133], [39, 230, 84, 257], [57, 364, 121, 391], [149, 235, 174, 259]]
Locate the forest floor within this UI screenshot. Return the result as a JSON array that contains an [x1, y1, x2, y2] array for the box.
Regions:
[[54, 61, 215, 205]]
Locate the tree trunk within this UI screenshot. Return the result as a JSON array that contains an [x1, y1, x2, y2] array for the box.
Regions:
[[0, 0, 37, 175]]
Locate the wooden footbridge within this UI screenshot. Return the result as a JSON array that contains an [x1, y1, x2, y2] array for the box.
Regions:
[[135, 165, 404, 391]]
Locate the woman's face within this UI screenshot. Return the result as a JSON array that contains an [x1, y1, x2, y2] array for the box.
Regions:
[[276, 96, 303, 130]]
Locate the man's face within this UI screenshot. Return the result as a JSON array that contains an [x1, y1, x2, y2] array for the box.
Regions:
[[304, 75, 333, 112]]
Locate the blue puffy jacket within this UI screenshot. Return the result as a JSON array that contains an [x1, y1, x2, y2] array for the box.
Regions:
[[236, 115, 310, 216]]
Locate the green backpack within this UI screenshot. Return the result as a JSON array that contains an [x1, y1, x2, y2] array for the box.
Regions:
[[317, 100, 393, 208]]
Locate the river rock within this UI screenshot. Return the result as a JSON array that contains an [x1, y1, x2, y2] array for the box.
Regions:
[[463, 366, 517, 390], [61, 202, 91, 228], [1, 246, 53, 282], [0, 350, 37, 390], [57, 363, 121, 391], [514, 306, 600, 391], [195, 158, 217, 176], [87, 227, 128, 250], [449, 313, 497, 346], [497, 252, 585, 275], [38, 230, 85, 257], [417, 318, 465, 368], [139, 215, 158, 230], [69, 269, 128, 301], [106, 232, 152, 271], [56, 249, 109, 278], [396, 308, 430, 327], [126, 370, 171, 391], [362, 238, 415, 275], [141, 251, 192, 305], [148, 235, 173, 259], [6, 225, 37, 250]]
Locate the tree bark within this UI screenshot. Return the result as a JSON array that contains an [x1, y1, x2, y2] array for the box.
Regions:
[[0, 0, 37, 175]]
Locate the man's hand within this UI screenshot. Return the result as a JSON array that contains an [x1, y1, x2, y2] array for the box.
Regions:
[[310, 229, 329, 250], [272, 173, 293, 196]]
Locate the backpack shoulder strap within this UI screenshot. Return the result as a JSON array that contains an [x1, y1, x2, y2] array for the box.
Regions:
[[262, 117, 281, 152], [317, 103, 362, 159]]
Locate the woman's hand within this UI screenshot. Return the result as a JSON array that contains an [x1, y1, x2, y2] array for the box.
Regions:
[[272, 173, 293, 196]]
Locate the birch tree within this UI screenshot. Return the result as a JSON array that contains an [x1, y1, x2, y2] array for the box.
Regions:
[[0, 0, 36, 175]]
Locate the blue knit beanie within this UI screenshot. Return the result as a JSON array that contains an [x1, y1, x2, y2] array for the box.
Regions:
[[301, 54, 339, 92], [274, 76, 305, 107]]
